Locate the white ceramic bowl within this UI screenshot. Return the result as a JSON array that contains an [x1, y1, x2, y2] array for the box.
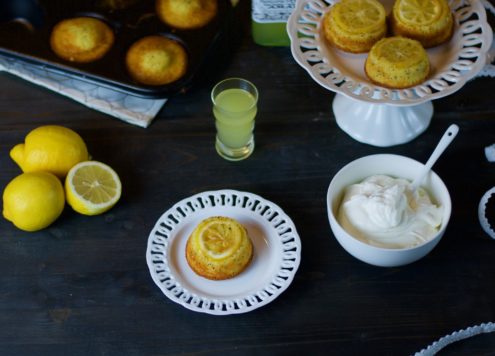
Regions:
[[327, 154, 451, 267]]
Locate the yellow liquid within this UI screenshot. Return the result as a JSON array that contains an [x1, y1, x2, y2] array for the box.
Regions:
[[213, 88, 257, 149], [252, 21, 290, 46]]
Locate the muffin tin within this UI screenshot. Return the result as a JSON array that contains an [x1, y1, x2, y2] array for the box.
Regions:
[[0, 0, 235, 98]]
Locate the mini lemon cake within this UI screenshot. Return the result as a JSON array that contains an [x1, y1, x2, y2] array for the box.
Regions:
[[156, 0, 218, 30], [365, 36, 430, 88], [391, 0, 454, 48], [125, 35, 188, 86], [50, 17, 114, 63], [322, 0, 387, 53], [186, 216, 253, 280]]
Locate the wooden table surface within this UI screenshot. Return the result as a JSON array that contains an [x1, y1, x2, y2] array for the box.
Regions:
[[1, 2, 495, 355]]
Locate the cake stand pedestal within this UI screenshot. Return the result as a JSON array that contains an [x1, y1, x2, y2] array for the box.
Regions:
[[332, 94, 433, 147]]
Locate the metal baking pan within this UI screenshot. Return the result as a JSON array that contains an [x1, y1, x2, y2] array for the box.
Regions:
[[0, 0, 236, 98]]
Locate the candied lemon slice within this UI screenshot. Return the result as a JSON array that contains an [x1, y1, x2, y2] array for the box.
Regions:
[[65, 161, 122, 216], [374, 36, 426, 67], [396, 0, 443, 25], [198, 217, 244, 259], [333, 0, 386, 33]]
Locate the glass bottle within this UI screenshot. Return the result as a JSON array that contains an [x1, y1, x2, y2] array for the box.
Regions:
[[251, 0, 295, 46]]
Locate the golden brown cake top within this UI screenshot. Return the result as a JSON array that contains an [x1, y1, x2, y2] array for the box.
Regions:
[[365, 36, 430, 88], [125, 35, 188, 86], [156, 0, 218, 30], [322, 0, 387, 53], [50, 17, 114, 63], [391, 0, 454, 47]]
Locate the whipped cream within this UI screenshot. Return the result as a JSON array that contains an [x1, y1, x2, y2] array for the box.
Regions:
[[338, 175, 443, 249]]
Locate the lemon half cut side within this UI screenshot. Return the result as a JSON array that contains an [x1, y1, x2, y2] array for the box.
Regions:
[[65, 161, 122, 216]]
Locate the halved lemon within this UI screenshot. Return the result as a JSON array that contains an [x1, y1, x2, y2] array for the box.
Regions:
[[197, 217, 244, 259], [395, 0, 444, 26], [333, 0, 386, 33], [65, 161, 122, 216]]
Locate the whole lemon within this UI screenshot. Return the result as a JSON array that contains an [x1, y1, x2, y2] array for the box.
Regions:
[[2, 172, 65, 232], [10, 125, 89, 178]]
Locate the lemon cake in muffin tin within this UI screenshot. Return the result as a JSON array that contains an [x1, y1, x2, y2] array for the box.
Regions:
[[156, 0, 218, 30], [186, 216, 253, 280], [390, 0, 454, 48], [0, 0, 234, 97], [322, 0, 387, 53], [365, 36, 430, 89], [50, 17, 114, 63], [125, 35, 188, 86]]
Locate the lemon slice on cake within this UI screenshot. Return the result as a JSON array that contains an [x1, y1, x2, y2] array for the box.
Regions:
[[395, 0, 443, 26], [65, 161, 122, 216], [391, 0, 453, 47], [322, 0, 387, 53], [198, 218, 243, 259], [186, 216, 253, 280], [333, 0, 386, 33], [375, 36, 426, 67]]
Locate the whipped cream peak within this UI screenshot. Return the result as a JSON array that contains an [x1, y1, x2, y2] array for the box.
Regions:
[[363, 182, 407, 229], [338, 175, 443, 249]]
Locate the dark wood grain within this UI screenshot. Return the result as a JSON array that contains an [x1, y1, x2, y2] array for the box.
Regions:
[[1, 2, 495, 355]]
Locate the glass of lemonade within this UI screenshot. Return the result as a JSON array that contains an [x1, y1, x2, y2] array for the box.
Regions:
[[211, 78, 258, 161]]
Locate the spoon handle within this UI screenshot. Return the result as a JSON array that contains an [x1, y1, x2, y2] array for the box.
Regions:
[[411, 124, 459, 191]]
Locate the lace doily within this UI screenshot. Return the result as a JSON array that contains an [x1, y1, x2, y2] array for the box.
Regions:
[[479, 187, 495, 239], [414, 322, 495, 355], [474, 0, 495, 78]]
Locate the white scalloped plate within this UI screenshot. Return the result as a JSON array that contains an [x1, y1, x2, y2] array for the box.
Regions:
[[146, 190, 301, 315], [288, 0, 493, 106]]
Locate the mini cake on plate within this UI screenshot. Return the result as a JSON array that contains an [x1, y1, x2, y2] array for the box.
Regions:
[[322, 0, 387, 53], [50, 17, 114, 63], [186, 216, 253, 280], [390, 0, 454, 48], [125, 35, 188, 86], [156, 0, 218, 30], [365, 36, 430, 88]]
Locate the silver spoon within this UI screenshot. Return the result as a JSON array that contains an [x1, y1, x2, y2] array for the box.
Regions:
[[411, 124, 459, 192]]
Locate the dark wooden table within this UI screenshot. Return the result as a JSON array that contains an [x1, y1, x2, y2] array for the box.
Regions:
[[1, 3, 495, 355]]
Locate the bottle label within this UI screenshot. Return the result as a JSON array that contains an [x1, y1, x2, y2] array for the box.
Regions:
[[252, 0, 296, 23]]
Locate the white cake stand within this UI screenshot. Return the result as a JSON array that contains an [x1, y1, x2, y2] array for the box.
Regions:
[[288, 0, 493, 146]]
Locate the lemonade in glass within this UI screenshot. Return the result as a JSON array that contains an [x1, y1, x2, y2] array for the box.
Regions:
[[211, 78, 258, 161]]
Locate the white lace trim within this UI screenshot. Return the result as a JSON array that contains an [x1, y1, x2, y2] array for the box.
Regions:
[[475, 0, 495, 77], [414, 322, 495, 355]]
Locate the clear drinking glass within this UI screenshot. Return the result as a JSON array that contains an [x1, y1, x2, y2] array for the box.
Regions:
[[211, 78, 259, 161]]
